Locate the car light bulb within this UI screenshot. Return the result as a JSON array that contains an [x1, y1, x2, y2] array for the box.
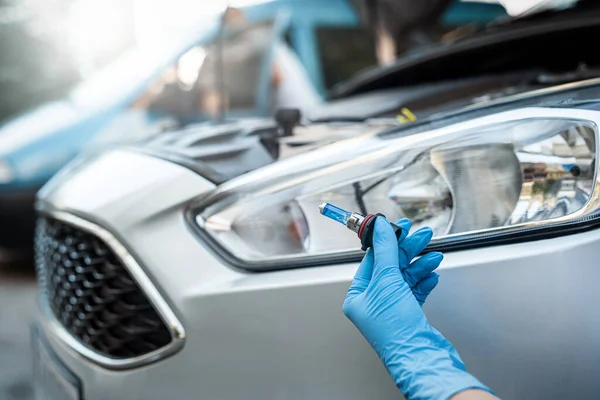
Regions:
[[318, 203, 353, 226], [319, 202, 400, 250]]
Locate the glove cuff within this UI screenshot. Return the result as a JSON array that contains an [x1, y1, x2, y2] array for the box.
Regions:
[[380, 328, 494, 400], [403, 370, 493, 400]]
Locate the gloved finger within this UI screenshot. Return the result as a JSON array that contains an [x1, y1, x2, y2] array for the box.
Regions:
[[347, 249, 374, 296], [372, 217, 400, 278], [398, 227, 434, 267], [402, 252, 443, 288], [393, 218, 412, 243], [412, 272, 440, 306]]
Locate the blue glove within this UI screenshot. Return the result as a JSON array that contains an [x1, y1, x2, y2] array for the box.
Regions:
[[343, 218, 492, 400], [354, 218, 443, 306]]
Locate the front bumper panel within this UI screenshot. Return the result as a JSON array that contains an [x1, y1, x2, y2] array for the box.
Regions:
[[35, 149, 600, 399], [32, 323, 82, 400]]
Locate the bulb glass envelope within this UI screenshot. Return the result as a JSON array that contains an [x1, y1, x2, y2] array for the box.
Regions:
[[195, 108, 599, 268]]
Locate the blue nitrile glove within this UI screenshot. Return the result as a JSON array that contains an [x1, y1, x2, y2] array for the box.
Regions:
[[356, 218, 443, 306], [394, 218, 442, 305], [343, 218, 492, 400]]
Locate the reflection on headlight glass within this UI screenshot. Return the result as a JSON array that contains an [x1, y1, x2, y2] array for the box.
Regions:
[[199, 114, 597, 263], [229, 200, 309, 257], [511, 127, 595, 224]]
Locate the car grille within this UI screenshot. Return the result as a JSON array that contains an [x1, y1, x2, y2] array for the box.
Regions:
[[35, 217, 172, 359]]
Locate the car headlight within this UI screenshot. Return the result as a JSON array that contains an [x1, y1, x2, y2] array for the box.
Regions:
[[0, 160, 14, 184], [192, 108, 599, 270]]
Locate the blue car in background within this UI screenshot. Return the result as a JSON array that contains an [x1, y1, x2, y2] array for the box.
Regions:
[[0, 0, 506, 255]]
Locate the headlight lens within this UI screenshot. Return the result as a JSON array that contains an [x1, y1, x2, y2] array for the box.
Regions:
[[0, 160, 14, 184], [194, 108, 599, 268]]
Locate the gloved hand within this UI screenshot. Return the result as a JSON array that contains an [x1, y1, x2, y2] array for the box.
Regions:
[[343, 217, 492, 400], [356, 218, 443, 306]]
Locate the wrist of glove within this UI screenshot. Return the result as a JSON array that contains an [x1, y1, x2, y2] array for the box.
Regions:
[[343, 217, 493, 400], [380, 325, 490, 400]]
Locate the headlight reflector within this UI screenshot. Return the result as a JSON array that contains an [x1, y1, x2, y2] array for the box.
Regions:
[[195, 108, 598, 268]]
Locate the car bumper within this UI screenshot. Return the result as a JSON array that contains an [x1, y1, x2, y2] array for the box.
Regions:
[[33, 150, 600, 400]]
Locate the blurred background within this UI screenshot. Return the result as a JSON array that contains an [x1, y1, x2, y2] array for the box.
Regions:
[[0, 0, 244, 123], [0, 0, 578, 399], [0, 0, 562, 124]]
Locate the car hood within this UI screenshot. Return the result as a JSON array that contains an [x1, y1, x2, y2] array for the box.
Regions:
[[131, 76, 600, 186], [134, 118, 398, 184]]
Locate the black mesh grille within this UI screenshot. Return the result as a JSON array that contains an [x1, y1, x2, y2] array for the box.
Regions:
[[35, 217, 172, 359]]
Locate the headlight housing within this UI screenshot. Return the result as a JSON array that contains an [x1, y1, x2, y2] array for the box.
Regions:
[[192, 108, 599, 270]]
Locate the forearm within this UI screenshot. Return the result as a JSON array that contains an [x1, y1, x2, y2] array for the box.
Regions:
[[451, 389, 500, 400]]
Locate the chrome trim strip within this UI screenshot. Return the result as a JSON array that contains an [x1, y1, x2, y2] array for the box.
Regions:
[[37, 210, 186, 370]]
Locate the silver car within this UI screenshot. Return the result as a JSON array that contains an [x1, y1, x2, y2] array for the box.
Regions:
[[32, 2, 600, 399]]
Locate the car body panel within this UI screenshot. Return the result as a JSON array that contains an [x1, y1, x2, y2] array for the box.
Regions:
[[35, 148, 600, 399]]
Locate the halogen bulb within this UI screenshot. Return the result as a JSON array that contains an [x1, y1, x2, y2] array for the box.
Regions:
[[319, 202, 400, 251], [319, 203, 352, 225], [319, 203, 365, 233]]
